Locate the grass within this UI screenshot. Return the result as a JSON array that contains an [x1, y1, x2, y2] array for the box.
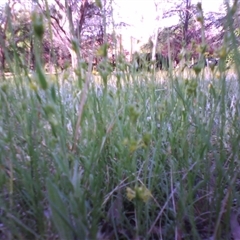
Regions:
[[0, 66, 240, 239], [1, 1, 240, 239]]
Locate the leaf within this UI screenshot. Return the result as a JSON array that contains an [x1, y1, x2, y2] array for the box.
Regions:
[[107, 190, 123, 225], [36, 63, 48, 90], [46, 178, 75, 240], [50, 84, 57, 103], [6, 213, 39, 238], [231, 210, 240, 240]]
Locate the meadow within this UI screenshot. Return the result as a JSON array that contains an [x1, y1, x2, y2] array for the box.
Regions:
[[0, 61, 240, 240], [1, 1, 240, 239]]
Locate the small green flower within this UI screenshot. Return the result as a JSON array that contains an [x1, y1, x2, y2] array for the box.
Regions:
[[128, 105, 140, 124], [186, 79, 198, 97], [126, 187, 136, 201], [126, 185, 152, 203], [129, 139, 138, 153], [71, 38, 79, 53], [32, 12, 44, 40], [95, 0, 102, 9], [192, 64, 202, 75], [142, 132, 151, 147], [97, 43, 109, 58], [218, 46, 227, 60]]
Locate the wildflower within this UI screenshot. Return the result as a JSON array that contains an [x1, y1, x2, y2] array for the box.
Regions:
[[126, 185, 152, 203]]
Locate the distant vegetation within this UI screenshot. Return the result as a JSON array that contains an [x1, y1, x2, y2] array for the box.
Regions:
[[0, 0, 239, 74], [0, 0, 240, 240]]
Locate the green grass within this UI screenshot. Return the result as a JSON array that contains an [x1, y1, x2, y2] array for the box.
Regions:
[[0, 66, 240, 239], [1, 1, 240, 239]]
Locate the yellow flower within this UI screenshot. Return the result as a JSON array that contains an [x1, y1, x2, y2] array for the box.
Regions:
[[126, 185, 152, 202], [136, 186, 152, 203], [29, 82, 37, 91], [126, 187, 136, 201]]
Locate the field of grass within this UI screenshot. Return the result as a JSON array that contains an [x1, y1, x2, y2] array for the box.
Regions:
[[0, 63, 240, 240], [1, 1, 240, 239]]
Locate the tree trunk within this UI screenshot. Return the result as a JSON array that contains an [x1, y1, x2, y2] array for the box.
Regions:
[[0, 47, 5, 75], [0, 32, 5, 74], [30, 38, 35, 70], [65, 0, 88, 77], [151, 29, 158, 61], [183, 0, 191, 47], [70, 48, 77, 70], [152, 3, 163, 61], [68, 47, 78, 80]]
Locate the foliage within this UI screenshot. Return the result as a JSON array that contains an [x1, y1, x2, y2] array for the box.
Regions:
[[1, 1, 240, 240]]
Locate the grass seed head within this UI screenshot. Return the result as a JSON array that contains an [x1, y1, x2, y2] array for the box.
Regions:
[[32, 12, 44, 40]]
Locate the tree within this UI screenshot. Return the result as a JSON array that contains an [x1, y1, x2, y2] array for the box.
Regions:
[[139, 0, 185, 65], [0, 2, 33, 72], [0, 5, 6, 73], [36, 0, 114, 73], [150, 0, 177, 62], [143, 0, 226, 67], [180, 0, 192, 47]]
